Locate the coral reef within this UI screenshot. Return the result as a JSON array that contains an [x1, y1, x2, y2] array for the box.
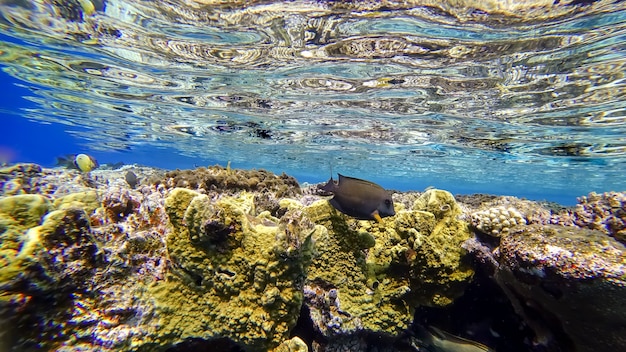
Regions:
[[470, 206, 526, 236], [0, 164, 43, 195], [2, 162, 625, 351], [571, 191, 626, 244], [0, 165, 169, 351], [0, 194, 52, 292], [102, 188, 139, 222], [494, 225, 626, 351], [301, 189, 473, 344], [274, 336, 308, 352], [0, 201, 106, 350], [153, 188, 315, 351], [153, 165, 301, 198]]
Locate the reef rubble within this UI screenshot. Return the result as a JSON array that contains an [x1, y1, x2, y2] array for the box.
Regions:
[[0, 163, 624, 351]]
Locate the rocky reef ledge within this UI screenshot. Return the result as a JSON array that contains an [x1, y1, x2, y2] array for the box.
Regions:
[[0, 163, 624, 351]]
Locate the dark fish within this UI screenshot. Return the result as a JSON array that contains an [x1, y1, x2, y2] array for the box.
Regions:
[[320, 174, 395, 223], [125, 170, 139, 188]]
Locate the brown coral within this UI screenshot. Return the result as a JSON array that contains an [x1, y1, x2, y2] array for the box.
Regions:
[[573, 191, 626, 244], [153, 165, 301, 198], [102, 188, 140, 222], [0, 164, 43, 196], [38, 208, 102, 291]]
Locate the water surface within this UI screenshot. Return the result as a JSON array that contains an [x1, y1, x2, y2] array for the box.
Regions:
[[1, 0, 625, 203]]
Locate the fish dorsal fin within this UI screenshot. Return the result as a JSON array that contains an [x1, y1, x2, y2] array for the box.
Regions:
[[338, 174, 384, 191]]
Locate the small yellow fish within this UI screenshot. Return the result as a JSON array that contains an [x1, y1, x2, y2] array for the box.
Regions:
[[74, 154, 99, 172], [78, 0, 95, 15]]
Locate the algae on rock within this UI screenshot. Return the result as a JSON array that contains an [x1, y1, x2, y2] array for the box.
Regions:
[[0, 194, 105, 350], [153, 188, 316, 351], [0, 195, 53, 288], [495, 225, 626, 352], [303, 189, 474, 339]]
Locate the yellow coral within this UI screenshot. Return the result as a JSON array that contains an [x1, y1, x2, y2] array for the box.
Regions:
[[303, 188, 474, 337], [274, 336, 308, 352], [53, 191, 99, 214], [152, 188, 314, 351], [0, 194, 52, 228]]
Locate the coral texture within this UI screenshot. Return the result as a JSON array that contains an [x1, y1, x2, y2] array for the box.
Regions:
[[470, 206, 526, 237], [572, 191, 626, 244], [0, 167, 169, 351], [3, 162, 624, 351], [464, 221, 626, 352], [494, 225, 626, 351], [153, 188, 315, 351], [302, 189, 473, 342], [154, 165, 301, 198]]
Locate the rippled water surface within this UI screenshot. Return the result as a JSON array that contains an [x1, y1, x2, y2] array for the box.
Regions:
[[1, 0, 626, 202]]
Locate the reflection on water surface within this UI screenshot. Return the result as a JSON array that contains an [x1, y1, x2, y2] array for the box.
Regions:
[[1, 0, 625, 200]]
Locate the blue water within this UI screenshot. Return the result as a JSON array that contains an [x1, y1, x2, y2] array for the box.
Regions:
[[2, 1, 626, 205]]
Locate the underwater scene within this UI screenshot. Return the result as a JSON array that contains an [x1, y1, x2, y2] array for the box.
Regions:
[[1, 0, 626, 351]]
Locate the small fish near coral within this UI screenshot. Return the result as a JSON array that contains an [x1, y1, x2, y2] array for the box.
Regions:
[[56, 153, 99, 172], [125, 170, 139, 188], [74, 154, 99, 172], [412, 325, 495, 352], [320, 174, 395, 223]]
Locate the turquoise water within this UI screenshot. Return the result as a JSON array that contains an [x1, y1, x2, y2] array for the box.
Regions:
[[1, 0, 626, 204]]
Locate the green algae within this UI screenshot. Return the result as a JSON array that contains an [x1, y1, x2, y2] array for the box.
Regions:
[[152, 188, 315, 351]]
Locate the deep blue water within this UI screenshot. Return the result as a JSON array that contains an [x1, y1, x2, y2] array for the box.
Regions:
[[2, 1, 626, 205]]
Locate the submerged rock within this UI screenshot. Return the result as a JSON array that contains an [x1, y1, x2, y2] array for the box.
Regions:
[[302, 189, 473, 344], [476, 224, 626, 351]]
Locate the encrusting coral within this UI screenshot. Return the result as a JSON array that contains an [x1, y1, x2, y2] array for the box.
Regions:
[[152, 188, 316, 351], [153, 165, 301, 198], [571, 191, 626, 244], [0, 198, 105, 350], [301, 189, 474, 342]]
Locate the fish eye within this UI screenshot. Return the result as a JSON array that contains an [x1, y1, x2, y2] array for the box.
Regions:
[[385, 199, 392, 206]]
